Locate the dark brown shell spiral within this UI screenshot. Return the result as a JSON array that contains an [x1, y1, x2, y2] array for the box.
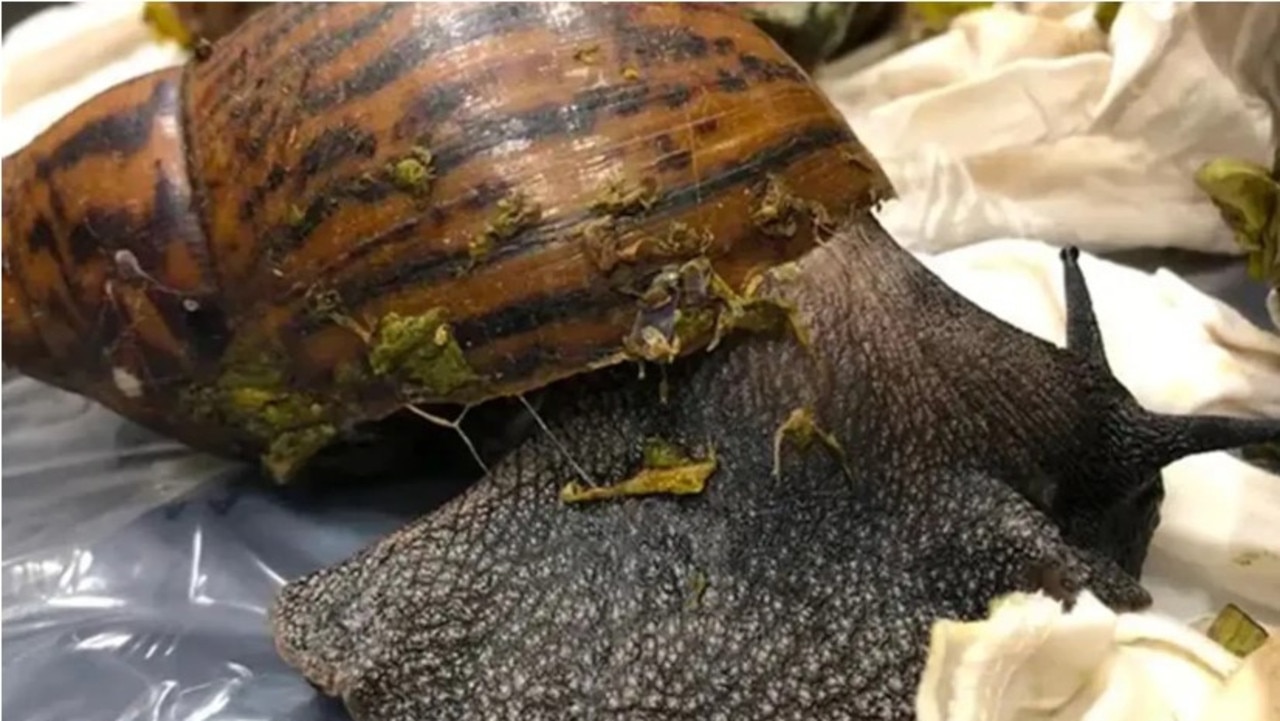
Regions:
[[1, 2, 893, 480]]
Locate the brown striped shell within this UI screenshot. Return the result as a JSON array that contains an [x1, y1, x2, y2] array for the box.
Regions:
[[1, 2, 893, 481]]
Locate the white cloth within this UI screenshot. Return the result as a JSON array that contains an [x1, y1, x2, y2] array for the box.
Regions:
[[917, 591, 1278, 721], [817, 2, 1278, 255]]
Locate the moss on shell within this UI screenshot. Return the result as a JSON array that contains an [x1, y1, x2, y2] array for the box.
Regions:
[[574, 44, 601, 64], [264, 425, 338, 481], [368, 309, 480, 397], [592, 177, 659, 216], [386, 146, 435, 198], [623, 257, 809, 365], [179, 337, 339, 481], [657, 222, 714, 257], [467, 192, 542, 269], [752, 174, 807, 238]]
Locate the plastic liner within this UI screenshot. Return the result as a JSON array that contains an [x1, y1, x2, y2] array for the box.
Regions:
[[815, 2, 1277, 255], [1, 370, 487, 721]]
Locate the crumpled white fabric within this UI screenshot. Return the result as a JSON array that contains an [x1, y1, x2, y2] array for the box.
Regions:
[[0, 1, 187, 156], [817, 2, 1278, 255], [916, 590, 1278, 721]]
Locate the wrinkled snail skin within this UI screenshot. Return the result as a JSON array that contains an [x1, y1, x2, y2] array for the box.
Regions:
[[270, 216, 1280, 721], [1, 2, 888, 478]]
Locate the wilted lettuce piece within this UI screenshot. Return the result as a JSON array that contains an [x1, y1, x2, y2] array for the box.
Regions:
[[901, 2, 992, 42], [1207, 604, 1270, 658], [745, 3, 890, 70], [142, 2, 267, 48], [1195, 157, 1280, 287], [1093, 2, 1123, 33]]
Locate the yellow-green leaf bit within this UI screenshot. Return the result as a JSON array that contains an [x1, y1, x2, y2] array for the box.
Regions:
[[468, 192, 542, 268], [387, 146, 435, 198], [141, 2, 193, 47], [772, 406, 852, 479], [179, 338, 337, 482], [1206, 603, 1269, 657], [1093, 2, 1122, 33], [368, 309, 480, 398], [642, 437, 696, 469], [592, 177, 659, 217], [622, 258, 809, 365], [561, 445, 717, 504], [1194, 157, 1280, 286], [686, 568, 710, 610]]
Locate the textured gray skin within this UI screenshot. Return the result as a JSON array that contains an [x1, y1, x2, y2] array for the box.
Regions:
[[270, 214, 1280, 720]]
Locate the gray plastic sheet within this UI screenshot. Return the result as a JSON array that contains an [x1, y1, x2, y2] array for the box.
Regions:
[[0, 369, 490, 721]]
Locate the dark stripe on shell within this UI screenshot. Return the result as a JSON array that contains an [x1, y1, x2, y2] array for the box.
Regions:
[[35, 78, 178, 180], [203, 2, 340, 115], [67, 208, 132, 265], [299, 125, 379, 181], [298, 3, 556, 115], [26, 215, 59, 255], [391, 81, 472, 142], [739, 53, 809, 84], [615, 22, 712, 67], [325, 122, 853, 315], [716, 70, 749, 93], [448, 285, 621, 349]]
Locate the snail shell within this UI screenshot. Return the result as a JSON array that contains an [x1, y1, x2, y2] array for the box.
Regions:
[[1, 2, 892, 480]]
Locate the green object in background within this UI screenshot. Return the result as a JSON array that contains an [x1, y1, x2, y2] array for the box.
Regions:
[[1243, 439, 1280, 474], [901, 2, 991, 43], [746, 2, 868, 71], [1093, 2, 1123, 33], [141, 1, 192, 48], [1194, 157, 1280, 287], [1206, 603, 1270, 658]]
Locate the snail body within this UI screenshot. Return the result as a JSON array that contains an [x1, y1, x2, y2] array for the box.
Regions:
[[2, 2, 888, 480]]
